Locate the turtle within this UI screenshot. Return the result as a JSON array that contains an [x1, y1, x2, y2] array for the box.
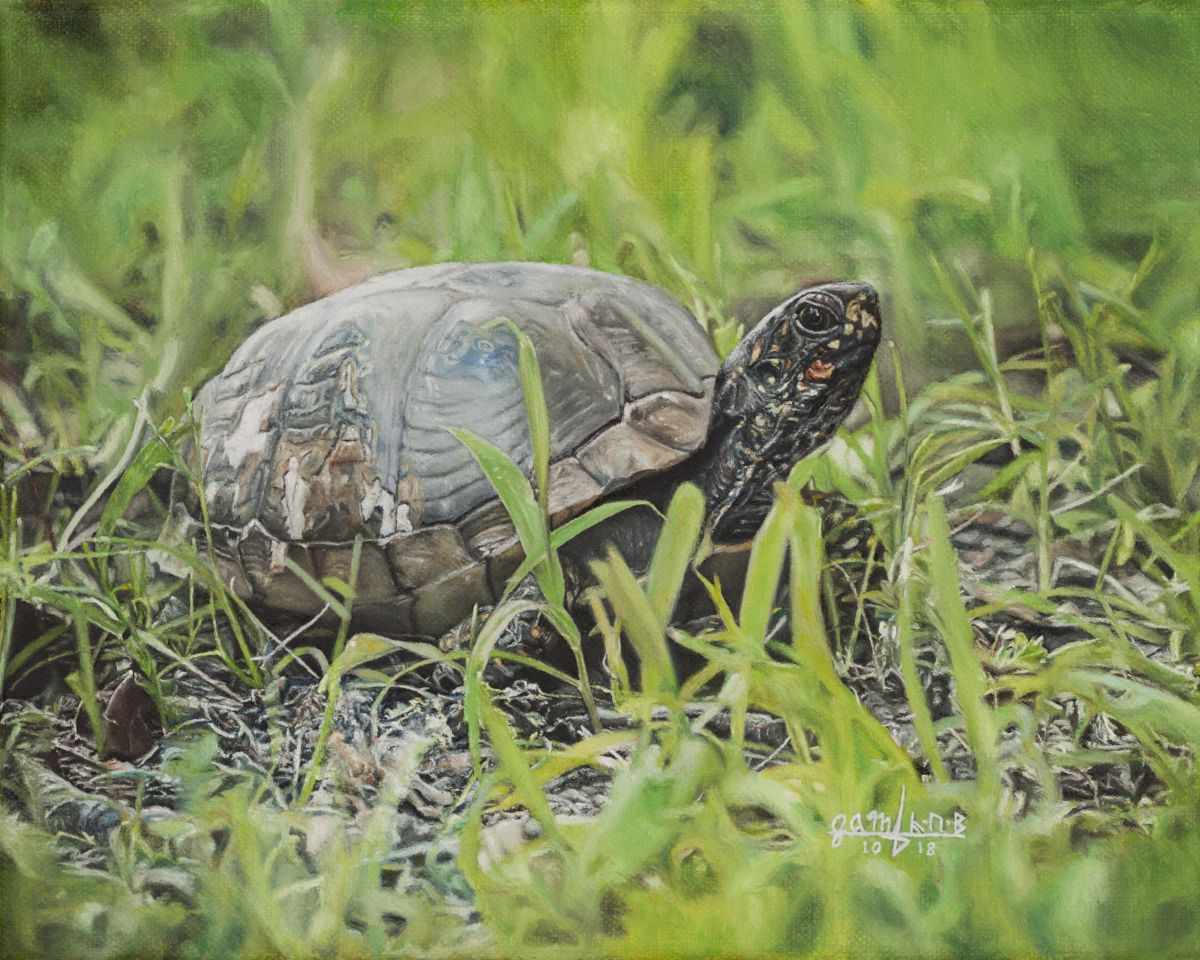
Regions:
[[173, 262, 881, 640]]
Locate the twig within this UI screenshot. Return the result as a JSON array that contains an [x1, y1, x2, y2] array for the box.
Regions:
[[255, 603, 331, 666], [51, 738, 109, 772], [1050, 464, 1142, 517], [949, 507, 988, 537], [162, 654, 242, 702], [753, 735, 793, 771]]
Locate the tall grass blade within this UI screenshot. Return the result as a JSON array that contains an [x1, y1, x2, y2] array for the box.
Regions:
[[739, 499, 788, 644], [784, 490, 826, 652], [925, 494, 997, 793], [478, 691, 569, 850], [450, 428, 545, 561], [68, 609, 104, 758], [299, 536, 362, 805], [644, 483, 704, 632], [463, 598, 546, 775], [96, 429, 175, 537], [591, 548, 677, 699], [490, 318, 552, 517], [504, 499, 653, 595], [895, 546, 949, 782], [452, 426, 563, 606], [283, 558, 350, 622]]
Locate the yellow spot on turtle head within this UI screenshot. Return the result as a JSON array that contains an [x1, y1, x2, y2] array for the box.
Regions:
[[750, 341, 762, 362], [846, 295, 864, 323], [847, 294, 879, 329]]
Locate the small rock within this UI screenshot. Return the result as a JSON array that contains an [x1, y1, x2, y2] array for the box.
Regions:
[[102, 675, 162, 762]]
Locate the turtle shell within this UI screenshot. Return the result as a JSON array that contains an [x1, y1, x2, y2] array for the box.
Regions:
[[183, 263, 719, 636]]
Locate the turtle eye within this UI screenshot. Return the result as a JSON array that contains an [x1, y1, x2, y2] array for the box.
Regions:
[[795, 303, 839, 336]]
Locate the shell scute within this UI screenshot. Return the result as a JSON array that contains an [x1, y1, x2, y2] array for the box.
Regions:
[[190, 263, 721, 627]]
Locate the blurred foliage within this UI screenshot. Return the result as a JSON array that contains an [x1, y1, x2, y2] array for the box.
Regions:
[[1, 0, 1197, 464], [2, 6, 1200, 950]]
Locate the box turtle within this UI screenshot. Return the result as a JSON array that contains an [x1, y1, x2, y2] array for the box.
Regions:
[[175, 262, 880, 637]]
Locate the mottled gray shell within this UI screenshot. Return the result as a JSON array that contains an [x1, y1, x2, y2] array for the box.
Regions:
[[185, 263, 719, 636]]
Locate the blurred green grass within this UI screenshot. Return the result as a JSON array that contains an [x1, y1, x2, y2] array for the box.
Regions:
[[2, 0, 1197, 460], [4, 5, 1200, 958]]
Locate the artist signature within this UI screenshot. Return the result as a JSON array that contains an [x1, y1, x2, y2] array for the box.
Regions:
[[828, 786, 966, 857]]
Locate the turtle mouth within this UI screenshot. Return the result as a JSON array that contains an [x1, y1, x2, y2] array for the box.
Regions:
[[838, 335, 880, 369], [818, 331, 879, 385]]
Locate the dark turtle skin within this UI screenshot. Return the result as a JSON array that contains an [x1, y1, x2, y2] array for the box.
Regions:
[[175, 263, 880, 639], [664, 280, 880, 541]]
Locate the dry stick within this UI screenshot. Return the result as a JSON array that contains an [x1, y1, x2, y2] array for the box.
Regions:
[[906, 506, 992, 555], [51, 739, 110, 772], [253, 603, 331, 681], [948, 507, 989, 538], [753, 735, 793, 771], [1050, 464, 1142, 517], [160, 653, 243, 703]]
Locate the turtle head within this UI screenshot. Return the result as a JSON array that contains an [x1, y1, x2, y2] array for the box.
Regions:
[[700, 281, 882, 541]]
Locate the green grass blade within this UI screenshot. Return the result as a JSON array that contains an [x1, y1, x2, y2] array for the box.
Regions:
[[587, 589, 631, 702], [551, 499, 657, 550], [1065, 669, 1200, 752], [895, 550, 949, 782], [592, 548, 677, 699], [784, 490, 826, 652], [644, 482, 704, 632], [323, 632, 403, 688], [464, 598, 543, 775], [451, 427, 544, 551], [452, 426, 561, 603], [739, 498, 788, 644], [284, 558, 349, 622], [1109, 495, 1200, 622], [4, 621, 68, 684], [97, 435, 174, 537], [540, 602, 601, 732], [69, 609, 104, 758], [1, 446, 96, 485], [478, 691, 569, 849], [489, 318, 551, 516], [786, 457, 816, 493], [300, 536, 362, 805], [925, 494, 997, 793]]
